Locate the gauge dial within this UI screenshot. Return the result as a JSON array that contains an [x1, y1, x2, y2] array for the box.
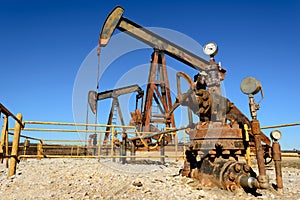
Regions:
[[270, 130, 282, 141], [240, 77, 262, 95], [203, 42, 218, 56]]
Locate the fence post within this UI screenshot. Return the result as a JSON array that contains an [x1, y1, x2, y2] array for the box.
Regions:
[[0, 116, 8, 164], [8, 113, 22, 177], [130, 142, 136, 161], [22, 139, 29, 161], [97, 132, 101, 160], [121, 133, 126, 164], [37, 140, 43, 160], [76, 145, 79, 156], [5, 121, 9, 168], [160, 135, 165, 164], [111, 126, 115, 162], [174, 131, 178, 162]]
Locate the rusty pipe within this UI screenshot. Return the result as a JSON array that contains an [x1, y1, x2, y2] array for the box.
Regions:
[[251, 119, 269, 189], [272, 141, 283, 189]]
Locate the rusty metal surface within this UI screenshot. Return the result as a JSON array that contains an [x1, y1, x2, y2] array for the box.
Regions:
[[127, 51, 176, 147], [251, 119, 269, 189], [98, 6, 281, 192], [182, 153, 259, 191], [272, 141, 283, 189]]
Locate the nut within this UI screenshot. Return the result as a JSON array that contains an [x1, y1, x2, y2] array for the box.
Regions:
[[229, 172, 235, 181], [243, 164, 250, 172], [234, 164, 241, 172]]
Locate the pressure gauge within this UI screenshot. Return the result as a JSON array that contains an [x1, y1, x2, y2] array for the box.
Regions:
[[270, 130, 282, 141], [203, 42, 218, 56], [240, 77, 262, 95]]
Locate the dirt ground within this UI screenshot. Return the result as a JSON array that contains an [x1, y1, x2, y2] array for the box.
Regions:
[[0, 156, 299, 199]]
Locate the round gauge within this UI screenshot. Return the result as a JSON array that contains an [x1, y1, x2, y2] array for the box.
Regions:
[[270, 130, 282, 141], [240, 77, 262, 95], [203, 42, 218, 56]]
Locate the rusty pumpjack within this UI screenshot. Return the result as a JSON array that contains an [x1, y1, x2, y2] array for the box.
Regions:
[[97, 6, 283, 192]]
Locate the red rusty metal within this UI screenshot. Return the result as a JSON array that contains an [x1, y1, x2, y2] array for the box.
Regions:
[[98, 6, 280, 193], [272, 141, 283, 189], [251, 119, 269, 189], [128, 50, 176, 147]]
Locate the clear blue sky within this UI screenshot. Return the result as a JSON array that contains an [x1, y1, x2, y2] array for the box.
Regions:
[[0, 0, 299, 149]]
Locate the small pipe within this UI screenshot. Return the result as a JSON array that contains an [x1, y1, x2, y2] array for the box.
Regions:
[[261, 122, 300, 129]]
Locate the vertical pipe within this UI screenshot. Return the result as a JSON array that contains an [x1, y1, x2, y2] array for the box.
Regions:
[[8, 113, 22, 177], [251, 119, 268, 189], [272, 141, 283, 189]]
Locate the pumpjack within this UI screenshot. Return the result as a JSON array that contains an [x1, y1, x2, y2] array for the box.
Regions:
[[96, 6, 283, 192], [88, 84, 144, 145]]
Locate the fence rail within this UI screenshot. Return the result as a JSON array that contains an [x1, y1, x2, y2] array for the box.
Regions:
[[1, 108, 300, 178]]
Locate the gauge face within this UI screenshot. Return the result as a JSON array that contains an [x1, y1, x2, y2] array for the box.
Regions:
[[240, 77, 262, 95], [203, 42, 218, 56], [270, 130, 282, 140]]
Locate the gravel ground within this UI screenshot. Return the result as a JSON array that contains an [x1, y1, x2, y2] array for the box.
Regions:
[[0, 158, 299, 200]]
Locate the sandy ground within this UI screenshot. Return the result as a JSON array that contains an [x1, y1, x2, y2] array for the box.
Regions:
[[0, 157, 299, 200]]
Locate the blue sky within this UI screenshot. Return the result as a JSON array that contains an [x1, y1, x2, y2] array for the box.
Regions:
[[0, 0, 299, 149]]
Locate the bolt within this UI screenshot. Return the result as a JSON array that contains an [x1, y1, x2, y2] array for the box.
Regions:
[[243, 164, 251, 172], [215, 142, 223, 149], [229, 184, 237, 192], [229, 172, 235, 181], [234, 164, 241, 172]]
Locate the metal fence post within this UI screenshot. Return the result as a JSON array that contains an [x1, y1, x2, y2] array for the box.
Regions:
[[0, 116, 8, 164], [174, 131, 178, 162], [130, 143, 136, 161], [8, 113, 22, 177], [97, 132, 101, 160], [111, 126, 115, 162], [160, 135, 165, 164], [22, 139, 29, 161]]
